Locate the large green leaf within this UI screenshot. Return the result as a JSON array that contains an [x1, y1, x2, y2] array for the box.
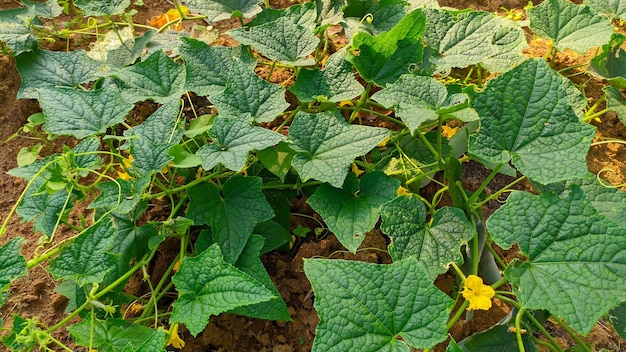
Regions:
[[308, 171, 399, 252], [423, 10, 526, 73], [536, 173, 626, 229], [22, 0, 62, 18], [184, 0, 262, 21], [179, 38, 253, 96], [586, 0, 626, 19], [123, 99, 184, 175], [487, 188, 626, 334], [380, 195, 475, 280], [228, 4, 319, 66], [528, 0, 614, 54], [112, 50, 186, 103], [69, 319, 167, 352], [0, 238, 27, 290], [228, 235, 290, 321], [346, 9, 426, 86], [16, 49, 102, 99], [290, 49, 364, 102], [589, 34, 626, 88], [170, 243, 274, 336], [304, 257, 453, 351], [48, 218, 119, 287], [288, 110, 389, 187], [344, 0, 413, 34], [0, 7, 39, 55], [16, 176, 75, 237], [196, 113, 285, 172], [186, 175, 274, 263], [38, 84, 134, 139], [605, 86, 626, 124], [469, 59, 595, 185], [211, 58, 289, 123], [74, 0, 130, 15], [88, 175, 151, 215], [371, 74, 453, 133]]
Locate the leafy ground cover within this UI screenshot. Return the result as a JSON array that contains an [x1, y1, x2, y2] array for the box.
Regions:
[[0, 0, 625, 351]]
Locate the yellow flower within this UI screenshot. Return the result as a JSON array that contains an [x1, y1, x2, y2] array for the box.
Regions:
[[461, 275, 495, 311], [148, 6, 190, 30], [441, 125, 459, 139], [396, 186, 409, 196], [351, 163, 364, 177], [166, 323, 185, 349], [117, 155, 134, 180]]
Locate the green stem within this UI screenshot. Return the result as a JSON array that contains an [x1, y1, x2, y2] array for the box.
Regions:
[[516, 307, 526, 352], [275, 105, 302, 132], [261, 180, 322, 190], [46, 256, 148, 333], [446, 300, 469, 331], [348, 83, 372, 124], [473, 175, 526, 208], [551, 316, 591, 352], [145, 171, 222, 199], [485, 240, 508, 270], [533, 337, 559, 352], [465, 163, 504, 207], [267, 61, 277, 82], [490, 277, 508, 290], [413, 128, 440, 164], [450, 262, 467, 281]]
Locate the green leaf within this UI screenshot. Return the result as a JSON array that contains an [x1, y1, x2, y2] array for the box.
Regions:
[[124, 99, 184, 175], [423, 10, 525, 72], [196, 113, 285, 172], [22, 0, 63, 18], [0, 7, 39, 55], [586, 0, 626, 20], [16, 49, 101, 99], [16, 177, 75, 236], [256, 142, 295, 182], [344, 0, 413, 34], [315, 0, 344, 26], [187, 175, 275, 263], [480, 18, 528, 73], [290, 49, 364, 102], [457, 325, 538, 351], [588, 34, 626, 88], [88, 175, 151, 215], [537, 173, 626, 228], [488, 188, 626, 334], [288, 110, 390, 187], [17, 143, 42, 167], [180, 38, 253, 96], [184, 0, 262, 21], [608, 301, 626, 340], [169, 145, 202, 168], [304, 257, 453, 351], [469, 59, 596, 185], [527, 0, 614, 54], [371, 74, 448, 133], [605, 86, 626, 124], [308, 171, 399, 252], [0, 238, 27, 290], [228, 235, 290, 321], [380, 195, 475, 280], [48, 218, 119, 287], [74, 0, 130, 16], [212, 58, 289, 123], [171, 243, 274, 336], [38, 84, 134, 138], [112, 50, 186, 103], [54, 281, 86, 313], [253, 220, 293, 253], [228, 5, 319, 66], [88, 28, 154, 70], [346, 9, 426, 86], [69, 318, 167, 352]]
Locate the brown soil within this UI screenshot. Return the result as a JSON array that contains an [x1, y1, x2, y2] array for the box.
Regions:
[[0, 0, 624, 351]]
